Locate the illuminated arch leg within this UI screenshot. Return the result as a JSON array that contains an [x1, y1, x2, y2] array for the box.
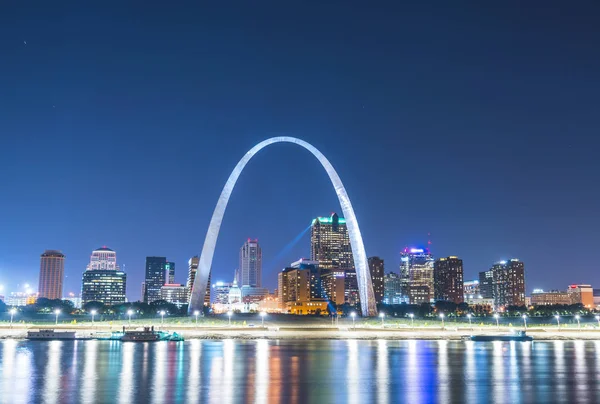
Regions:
[[188, 137, 377, 317]]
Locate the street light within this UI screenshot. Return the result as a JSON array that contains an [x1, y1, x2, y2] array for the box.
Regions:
[[575, 314, 581, 330], [595, 315, 600, 329], [351, 312, 356, 330], [127, 310, 134, 326], [380, 312, 385, 328], [160, 310, 166, 326], [440, 313, 445, 329], [522, 314, 527, 330], [260, 311, 266, 327], [555, 314, 560, 329], [91, 310, 97, 326], [467, 313, 472, 328], [9, 308, 16, 328], [54, 309, 61, 326], [494, 313, 499, 330], [409, 313, 414, 328], [227, 311, 232, 327], [194, 310, 200, 326]]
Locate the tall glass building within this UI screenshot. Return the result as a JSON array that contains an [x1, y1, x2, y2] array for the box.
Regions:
[[310, 213, 354, 270], [239, 239, 262, 287], [144, 256, 167, 303], [81, 247, 126, 306], [399, 247, 434, 304]]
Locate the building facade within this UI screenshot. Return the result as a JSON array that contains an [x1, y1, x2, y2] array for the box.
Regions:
[[399, 248, 434, 304], [144, 256, 167, 303], [166, 262, 175, 284], [240, 239, 262, 287], [160, 284, 188, 306], [479, 259, 526, 308], [368, 256, 384, 304], [310, 213, 354, 270], [186, 256, 211, 306], [433, 256, 464, 304], [81, 247, 127, 306], [212, 281, 232, 305], [567, 284, 594, 307], [531, 290, 572, 306], [38, 250, 65, 300], [463, 280, 481, 298], [383, 272, 405, 304]]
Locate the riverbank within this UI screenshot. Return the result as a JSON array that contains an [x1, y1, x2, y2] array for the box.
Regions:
[[2, 324, 600, 341]]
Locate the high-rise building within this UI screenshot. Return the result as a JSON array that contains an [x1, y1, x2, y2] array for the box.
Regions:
[[166, 262, 175, 284], [320, 269, 346, 306], [344, 269, 360, 306], [383, 272, 405, 304], [400, 247, 434, 304], [433, 256, 464, 304], [310, 213, 354, 270], [278, 259, 324, 311], [144, 257, 167, 303], [81, 247, 126, 306], [368, 257, 384, 304], [38, 250, 65, 300], [479, 259, 526, 307], [240, 239, 262, 287], [186, 256, 211, 306]]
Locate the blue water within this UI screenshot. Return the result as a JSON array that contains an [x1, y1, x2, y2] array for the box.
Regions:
[[1, 339, 599, 403]]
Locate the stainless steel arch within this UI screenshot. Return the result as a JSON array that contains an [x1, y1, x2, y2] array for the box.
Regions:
[[188, 137, 377, 317]]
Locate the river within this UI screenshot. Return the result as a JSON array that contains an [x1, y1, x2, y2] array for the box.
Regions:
[[1, 339, 599, 403]]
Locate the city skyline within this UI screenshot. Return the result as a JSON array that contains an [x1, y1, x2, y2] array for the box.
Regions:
[[2, 3, 599, 301]]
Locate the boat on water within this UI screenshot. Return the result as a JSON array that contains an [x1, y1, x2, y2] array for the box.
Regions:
[[94, 331, 125, 341], [26, 329, 78, 340], [118, 326, 185, 342], [469, 330, 533, 342]]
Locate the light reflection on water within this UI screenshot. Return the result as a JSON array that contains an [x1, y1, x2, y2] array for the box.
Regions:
[[1, 339, 600, 403]]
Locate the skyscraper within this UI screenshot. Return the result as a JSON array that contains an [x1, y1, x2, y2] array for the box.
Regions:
[[368, 256, 384, 304], [310, 213, 354, 270], [479, 259, 526, 307], [38, 250, 65, 300], [383, 272, 404, 304], [187, 255, 212, 306], [433, 256, 464, 304], [166, 261, 175, 284], [400, 247, 434, 304], [81, 247, 126, 306], [144, 256, 167, 303], [240, 239, 262, 287]]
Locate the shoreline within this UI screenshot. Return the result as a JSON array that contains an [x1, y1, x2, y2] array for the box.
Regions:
[[2, 325, 600, 341]]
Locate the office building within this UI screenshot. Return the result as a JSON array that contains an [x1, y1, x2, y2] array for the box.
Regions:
[[144, 256, 167, 303], [463, 280, 480, 298], [433, 256, 464, 304], [81, 247, 127, 306], [186, 256, 211, 306], [160, 284, 188, 306], [383, 272, 405, 305], [240, 239, 262, 287], [399, 247, 434, 304], [278, 259, 324, 312], [368, 256, 384, 304], [344, 269, 360, 306], [212, 281, 232, 305], [38, 250, 65, 300], [531, 289, 572, 306], [567, 284, 594, 307], [321, 269, 346, 306], [478, 259, 525, 308], [5, 292, 38, 306], [166, 262, 175, 284], [310, 213, 354, 270]]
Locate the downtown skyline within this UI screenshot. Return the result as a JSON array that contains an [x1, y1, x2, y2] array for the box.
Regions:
[[1, 2, 599, 299]]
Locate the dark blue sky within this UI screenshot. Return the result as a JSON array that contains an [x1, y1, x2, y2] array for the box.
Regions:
[[1, 2, 599, 300]]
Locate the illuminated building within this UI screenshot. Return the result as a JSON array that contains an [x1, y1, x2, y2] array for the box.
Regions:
[[187, 256, 211, 306], [531, 290, 571, 306], [567, 284, 594, 308], [38, 250, 65, 300], [240, 239, 262, 287], [321, 269, 346, 305], [368, 257, 384, 304], [433, 256, 464, 304], [344, 269, 360, 306], [278, 259, 323, 312], [144, 256, 167, 304], [241, 286, 269, 303], [228, 278, 242, 305], [311, 213, 354, 270], [63, 293, 81, 308], [212, 281, 232, 305], [383, 272, 405, 304], [165, 262, 175, 284], [400, 247, 434, 304], [6, 292, 38, 306], [463, 280, 480, 297], [478, 259, 526, 307], [286, 300, 329, 315], [160, 284, 188, 306], [81, 247, 127, 306]]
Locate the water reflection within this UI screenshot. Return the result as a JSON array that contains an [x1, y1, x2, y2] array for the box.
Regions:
[[1, 339, 600, 403]]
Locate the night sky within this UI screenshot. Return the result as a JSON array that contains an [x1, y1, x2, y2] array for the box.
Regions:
[[1, 2, 599, 300]]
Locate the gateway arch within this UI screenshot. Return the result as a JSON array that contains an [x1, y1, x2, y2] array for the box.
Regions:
[[188, 137, 377, 317]]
